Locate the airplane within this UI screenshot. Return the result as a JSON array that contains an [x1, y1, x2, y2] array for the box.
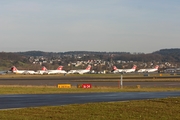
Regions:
[[113, 65, 137, 73], [35, 66, 48, 75], [137, 65, 159, 73], [44, 66, 67, 74], [67, 65, 91, 74], [10, 66, 36, 74]]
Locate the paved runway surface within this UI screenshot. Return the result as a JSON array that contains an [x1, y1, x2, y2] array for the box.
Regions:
[[0, 91, 180, 110]]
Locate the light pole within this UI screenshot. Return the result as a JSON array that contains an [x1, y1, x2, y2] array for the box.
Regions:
[[119, 73, 123, 89]]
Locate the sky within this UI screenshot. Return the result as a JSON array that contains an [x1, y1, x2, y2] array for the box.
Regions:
[[0, 0, 180, 53]]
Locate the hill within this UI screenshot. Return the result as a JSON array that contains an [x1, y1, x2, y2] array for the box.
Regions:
[[0, 52, 30, 70], [153, 48, 180, 62], [15, 49, 180, 62], [153, 48, 180, 55], [1, 48, 180, 70]]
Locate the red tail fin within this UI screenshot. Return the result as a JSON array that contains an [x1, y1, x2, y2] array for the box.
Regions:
[[86, 65, 91, 70], [42, 66, 47, 71], [57, 66, 63, 70], [11, 66, 17, 72], [113, 66, 118, 70], [155, 65, 159, 69], [132, 65, 137, 69]]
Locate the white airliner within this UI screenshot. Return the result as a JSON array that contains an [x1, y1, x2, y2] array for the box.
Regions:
[[35, 66, 48, 75], [137, 65, 159, 73], [113, 65, 137, 73], [10, 66, 36, 74], [44, 66, 67, 74], [67, 65, 91, 74]]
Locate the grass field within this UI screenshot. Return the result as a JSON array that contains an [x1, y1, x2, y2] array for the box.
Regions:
[[0, 85, 180, 94], [0, 97, 179, 120]]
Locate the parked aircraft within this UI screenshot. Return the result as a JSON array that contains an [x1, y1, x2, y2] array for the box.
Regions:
[[10, 66, 36, 74], [137, 65, 159, 73], [35, 66, 48, 75], [113, 65, 137, 73], [67, 65, 91, 74], [44, 66, 67, 74]]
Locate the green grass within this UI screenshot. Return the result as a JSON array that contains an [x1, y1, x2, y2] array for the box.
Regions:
[[0, 97, 180, 120], [0, 85, 180, 94]]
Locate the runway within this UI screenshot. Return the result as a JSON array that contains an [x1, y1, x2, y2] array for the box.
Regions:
[[0, 91, 180, 110]]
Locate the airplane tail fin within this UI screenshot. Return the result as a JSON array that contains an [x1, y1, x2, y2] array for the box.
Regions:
[[57, 66, 63, 70], [155, 65, 159, 69], [42, 66, 47, 71], [132, 65, 137, 70], [10, 66, 18, 72], [85, 65, 91, 70], [113, 66, 118, 70]]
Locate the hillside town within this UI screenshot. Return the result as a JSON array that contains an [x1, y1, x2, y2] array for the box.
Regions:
[[1, 49, 180, 74], [28, 53, 180, 74]]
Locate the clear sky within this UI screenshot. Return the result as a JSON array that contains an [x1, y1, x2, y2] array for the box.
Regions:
[[1, 0, 180, 53]]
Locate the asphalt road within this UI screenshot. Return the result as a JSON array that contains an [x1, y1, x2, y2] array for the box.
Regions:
[[0, 91, 180, 110]]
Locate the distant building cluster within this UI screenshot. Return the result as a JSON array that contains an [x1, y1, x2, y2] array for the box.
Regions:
[[28, 54, 180, 74]]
